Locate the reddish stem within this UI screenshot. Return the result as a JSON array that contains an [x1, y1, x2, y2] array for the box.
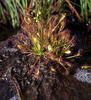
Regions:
[[28, 0, 33, 14], [20, 14, 24, 24], [65, 0, 82, 22], [27, 58, 39, 76]]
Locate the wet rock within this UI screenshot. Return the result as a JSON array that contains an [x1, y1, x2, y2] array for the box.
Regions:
[[0, 59, 3, 63], [6, 48, 18, 53], [74, 68, 91, 84], [0, 79, 13, 100], [1, 47, 17, 53], [7, 40, 13, 47], [16, 59, 21, 64], [0, 78, 20, 100], [9, 94, 20, 100], [22, 55, 27, 62]]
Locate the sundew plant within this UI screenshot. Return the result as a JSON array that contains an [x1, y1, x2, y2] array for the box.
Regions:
[[17, 0, 77, 75]]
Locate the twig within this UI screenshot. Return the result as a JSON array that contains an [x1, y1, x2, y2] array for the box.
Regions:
[[12, 77, 24, 100], [27, 58, 39, 76], [65, 0, 82, 22], [28, 0, 33, 14]]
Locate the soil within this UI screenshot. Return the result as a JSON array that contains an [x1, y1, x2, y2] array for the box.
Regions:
[[0, 19, 91, 100]]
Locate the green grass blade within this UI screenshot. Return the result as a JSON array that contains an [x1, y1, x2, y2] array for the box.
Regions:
[[0, 3, 6, 21]]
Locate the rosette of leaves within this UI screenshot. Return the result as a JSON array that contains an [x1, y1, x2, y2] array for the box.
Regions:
[[17, 12, 77, 75], [16, 0, 78, 75]]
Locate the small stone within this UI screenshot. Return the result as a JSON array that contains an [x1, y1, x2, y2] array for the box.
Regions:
[[74, 68, 91, 84], [0, 59, 3, 62], [16, 60, 21, 64], [10, 94, 20, 100], [12, 67, 17, 73]]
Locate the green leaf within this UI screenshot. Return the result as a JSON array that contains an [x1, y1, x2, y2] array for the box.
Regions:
[[37, 43, 41, 50], [82, 65, 91, 69], [33, 37, 37, 44], [48, 45, 52, 51]]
